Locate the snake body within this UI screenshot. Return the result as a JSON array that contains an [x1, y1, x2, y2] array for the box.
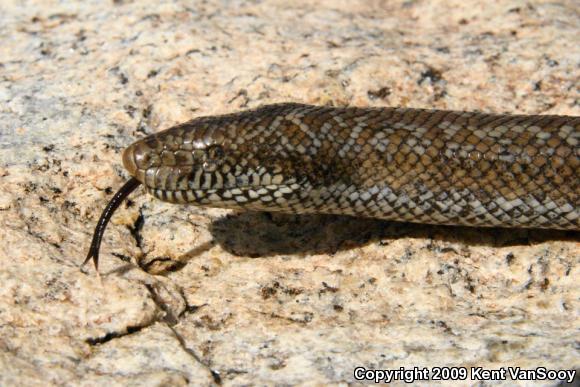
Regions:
[[85, 103, 579, 269], [123, 103, 578, 229]]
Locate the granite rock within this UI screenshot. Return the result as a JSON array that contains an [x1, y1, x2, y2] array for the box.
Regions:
[[0, 0, 578, 385]]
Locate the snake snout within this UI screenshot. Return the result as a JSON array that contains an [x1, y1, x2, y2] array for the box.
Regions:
[[122, 139, 161, 180], [122, 143, 138, 177]]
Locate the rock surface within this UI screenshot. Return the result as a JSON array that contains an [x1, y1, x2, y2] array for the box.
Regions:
[[0, 0, 578, 386]]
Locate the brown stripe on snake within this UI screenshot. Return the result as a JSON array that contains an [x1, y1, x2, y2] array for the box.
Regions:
[[84, 103, 579, 270]]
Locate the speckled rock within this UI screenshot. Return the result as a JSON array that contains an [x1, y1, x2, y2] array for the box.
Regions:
[[0, 0, 578, 386]]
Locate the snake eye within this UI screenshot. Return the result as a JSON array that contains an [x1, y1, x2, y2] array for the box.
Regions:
[[207, 144, 225, 161], [203, 145, 225, 172]]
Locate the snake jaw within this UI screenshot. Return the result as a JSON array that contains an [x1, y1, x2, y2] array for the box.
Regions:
[[142, 180, 307, 212]]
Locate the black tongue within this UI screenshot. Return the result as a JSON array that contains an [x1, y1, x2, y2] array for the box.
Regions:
[[82, 177, 141, 272]]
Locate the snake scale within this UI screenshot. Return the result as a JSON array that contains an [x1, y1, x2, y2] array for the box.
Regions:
[[85, 103, 579, 269]]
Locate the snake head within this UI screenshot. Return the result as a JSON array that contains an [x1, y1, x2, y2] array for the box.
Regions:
[[122, 106, 317, 210]]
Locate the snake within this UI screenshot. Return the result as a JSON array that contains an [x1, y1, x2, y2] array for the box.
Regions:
[[84, 103, 580, 270]]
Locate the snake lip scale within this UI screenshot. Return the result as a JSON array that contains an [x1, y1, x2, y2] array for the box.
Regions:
[[84, 103, 579, 270]]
